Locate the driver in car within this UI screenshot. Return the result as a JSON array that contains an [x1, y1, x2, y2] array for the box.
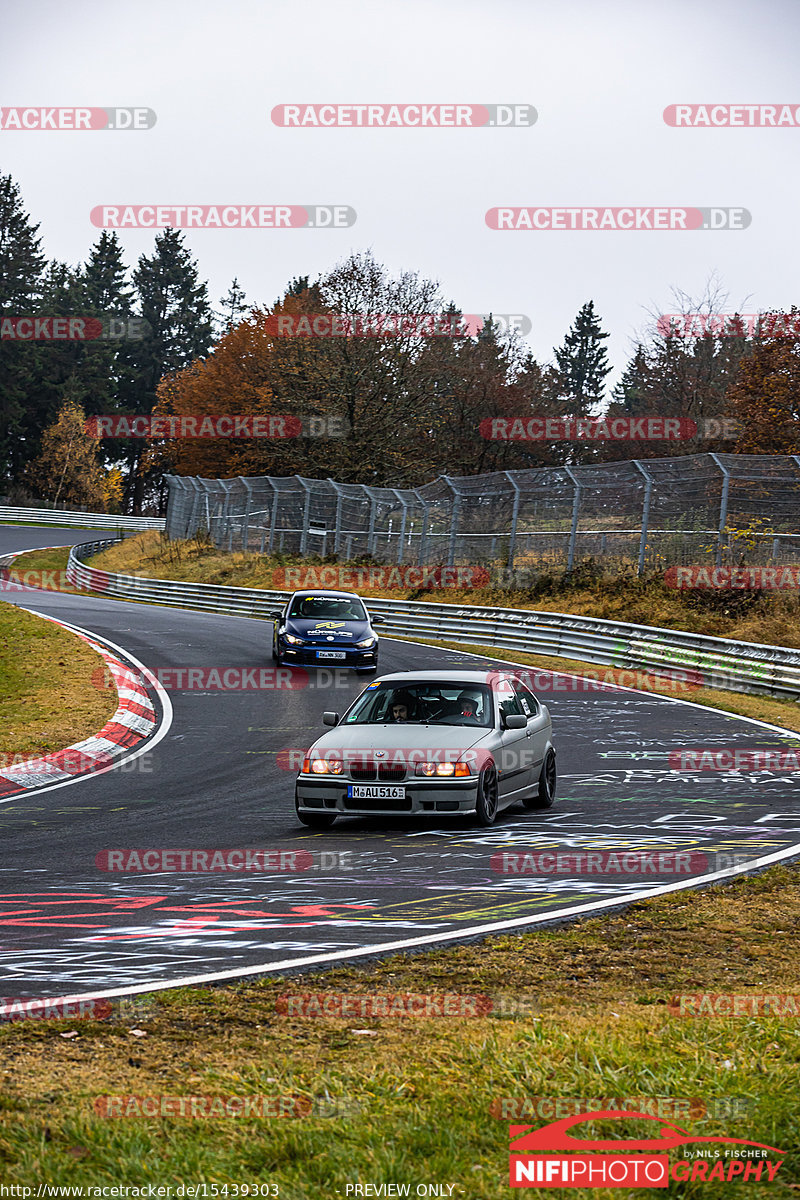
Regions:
[[457, 692, 481, 723], [389, 690, 413, 723]]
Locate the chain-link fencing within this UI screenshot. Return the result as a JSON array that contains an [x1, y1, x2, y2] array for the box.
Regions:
[[164, 454, 800, 576]]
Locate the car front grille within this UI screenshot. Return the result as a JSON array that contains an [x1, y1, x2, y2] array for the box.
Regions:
[[349, 762, 407, 782]]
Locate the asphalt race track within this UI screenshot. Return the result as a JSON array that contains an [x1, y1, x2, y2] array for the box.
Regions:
[[2, 523, 800, 1003]]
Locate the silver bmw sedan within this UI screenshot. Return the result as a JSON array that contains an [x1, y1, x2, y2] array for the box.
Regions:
[[294, 669, 556, 828]]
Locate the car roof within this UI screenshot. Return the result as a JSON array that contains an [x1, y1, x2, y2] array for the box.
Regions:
[[372, 669, 518, 684], [287, 590, 366, 601]]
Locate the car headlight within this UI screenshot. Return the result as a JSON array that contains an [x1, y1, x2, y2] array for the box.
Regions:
[[284, 634, 306, 645], [307, 758, 343, 775], [355, 637, 376, 648], [415, 761, 472, 777]]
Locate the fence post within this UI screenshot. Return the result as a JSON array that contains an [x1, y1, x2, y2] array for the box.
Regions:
[[709, 453, 730, 566], [564, 467, 581, 572], [366, 487, 378, 557], [414, 490, 430, 566], [239, 477, 252, 552], [188, 477, 203, 539], [328, 479, 345, 555], [392, 489, 408, 564], [444, 476, 460, 567], [219, 480, 233, 550], [163, 475, 179, 538], [268, 478, 280, 552], [504, 471, 522, 573], [298, 477, 312, 556], [632, 460, 653, 576]]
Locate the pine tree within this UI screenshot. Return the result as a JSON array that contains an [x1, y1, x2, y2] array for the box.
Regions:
[[611, 345, 650, 412], [0, 174, 47, 490], [553, 300, 612, 415], [83, 230, 132, 313], [0, 174, 45, 309], [215, 277, 249, 338], [119, 229, 213, 512], [79, 232, 135, 441]]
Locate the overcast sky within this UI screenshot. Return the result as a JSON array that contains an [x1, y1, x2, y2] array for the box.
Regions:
[[3, 0, 799, 390]]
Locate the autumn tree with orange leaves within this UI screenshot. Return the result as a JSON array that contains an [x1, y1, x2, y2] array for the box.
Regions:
[[727, 317, 800, 454], [150, 252, 548, 487]]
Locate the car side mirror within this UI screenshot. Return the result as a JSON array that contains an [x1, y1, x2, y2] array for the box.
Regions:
[[322, 712, 339, 727], [370, 615, 386, 625], [267, 611, 283, 622], [503, 713, 527, 729]]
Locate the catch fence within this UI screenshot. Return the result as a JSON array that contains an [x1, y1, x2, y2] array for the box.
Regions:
[[164, 454, 800, 575]]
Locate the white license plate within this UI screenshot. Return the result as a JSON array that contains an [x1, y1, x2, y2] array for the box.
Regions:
[[316, 650, 347, 660], [347, 784, 406, 800]]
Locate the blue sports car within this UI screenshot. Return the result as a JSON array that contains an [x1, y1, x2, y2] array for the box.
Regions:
[[269, 589, 383, 671]]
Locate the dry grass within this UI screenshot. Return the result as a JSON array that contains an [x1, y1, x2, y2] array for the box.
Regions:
[[0, 604, 117, 756], [0, 867, 798, 1195]]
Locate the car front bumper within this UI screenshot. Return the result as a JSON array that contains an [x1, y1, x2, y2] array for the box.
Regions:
[[295, 774, 479, 815], [279, 643, 378, 668]]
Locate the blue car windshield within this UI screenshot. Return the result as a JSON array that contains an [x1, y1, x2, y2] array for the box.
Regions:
[[288, 597, 367, 620], [343, 682, 493, 727]]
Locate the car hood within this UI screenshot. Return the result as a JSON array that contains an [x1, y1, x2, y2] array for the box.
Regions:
[[284, 618, 372, 640], [309, 724, 492, 755]]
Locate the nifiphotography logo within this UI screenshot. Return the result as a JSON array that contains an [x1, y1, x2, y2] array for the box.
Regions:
[[508, 1110, 784, 1188]]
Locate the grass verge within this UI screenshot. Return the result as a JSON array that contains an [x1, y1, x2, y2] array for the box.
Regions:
[[0, 603, 116, 756], [0, 867, 798, 1196]]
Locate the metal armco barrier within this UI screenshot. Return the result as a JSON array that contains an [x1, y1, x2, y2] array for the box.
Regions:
[[0, 505, 164, 531], [61, 540, 800, 702]]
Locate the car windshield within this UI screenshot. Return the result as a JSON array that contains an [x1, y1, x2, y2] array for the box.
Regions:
[[343, 682, 494, 727], [288, 597, 367, 621]]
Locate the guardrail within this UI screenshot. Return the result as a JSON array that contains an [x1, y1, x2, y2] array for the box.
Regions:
[[0, 506, 164, 531], [59, 539, 800, 702]]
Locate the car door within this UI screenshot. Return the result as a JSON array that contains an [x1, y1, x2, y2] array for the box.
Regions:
[[514, 681, 549, 785], [275, 599, 290, 655], [495, 680, 533, 798]]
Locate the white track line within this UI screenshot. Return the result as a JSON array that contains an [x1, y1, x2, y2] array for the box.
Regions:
[[7, 632, 799, 1005], [0, 608, 173, 800]]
